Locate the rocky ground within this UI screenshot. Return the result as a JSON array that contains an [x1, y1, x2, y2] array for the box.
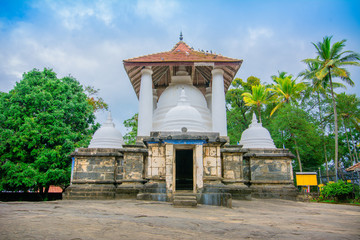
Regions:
[[0, 199, 359, 240]]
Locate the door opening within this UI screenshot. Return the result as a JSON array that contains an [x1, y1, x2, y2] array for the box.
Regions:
[[175, 149, 193, 191]]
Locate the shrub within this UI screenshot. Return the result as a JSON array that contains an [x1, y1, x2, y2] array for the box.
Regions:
[[321, 180, 353, 201]]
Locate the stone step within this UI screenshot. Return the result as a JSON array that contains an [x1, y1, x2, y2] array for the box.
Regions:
[[173, 193, 197, 208], [173, 195, 197, 201], [173, 191, 196, 196], [173, 199, 197, 208]]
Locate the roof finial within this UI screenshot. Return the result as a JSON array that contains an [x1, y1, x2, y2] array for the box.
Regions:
[[179, 31, 183, 41]]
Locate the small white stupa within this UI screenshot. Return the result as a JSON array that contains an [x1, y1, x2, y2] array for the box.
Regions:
[[88, 111, 124, 148], [240, 113, 276, 149]]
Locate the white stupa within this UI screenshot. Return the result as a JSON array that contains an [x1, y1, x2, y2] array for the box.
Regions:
[[240, 113, 276, 149], [88, 112, 124, 148], [152, 66, 212, 132], [161, 88, 207, 132]]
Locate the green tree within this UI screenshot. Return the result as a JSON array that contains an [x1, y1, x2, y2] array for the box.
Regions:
[[268, 75, 307, 116], [0, 68, 97, 193], [299, 62, 339, 180], [84, 86, 109, 112], [302, 36, 360, 180], [226, 77, 260, 144], [241, 84, 271, 122], [123, 113, 138, 145], [336, 93, 360, 164], [267, 75, 307, 171], [269, 105, 322, 172]]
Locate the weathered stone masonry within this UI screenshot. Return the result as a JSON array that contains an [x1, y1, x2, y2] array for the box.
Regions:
[[64, 133, 298, 206]]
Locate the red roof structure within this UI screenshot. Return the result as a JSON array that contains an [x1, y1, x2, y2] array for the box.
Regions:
[[123, 40, 243, 98]]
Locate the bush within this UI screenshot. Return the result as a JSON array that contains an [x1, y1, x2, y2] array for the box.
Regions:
[[321, 180, 353, 201]]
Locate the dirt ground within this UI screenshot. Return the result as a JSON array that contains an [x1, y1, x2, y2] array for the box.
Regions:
[[0, 199, 359, 240]]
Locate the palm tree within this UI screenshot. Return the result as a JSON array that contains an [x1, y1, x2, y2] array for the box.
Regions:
[[268, 75, 307, 171], [268, 75, 307, 116], [302, 36, 360, 181], [271, 71, 288, 81], [299, 62, 345, 181], [241, 84, 271, 122]]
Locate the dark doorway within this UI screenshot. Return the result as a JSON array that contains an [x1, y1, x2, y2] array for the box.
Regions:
[[175, 149, 193, 191]]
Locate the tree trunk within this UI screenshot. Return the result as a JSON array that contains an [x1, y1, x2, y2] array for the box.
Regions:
[[348, 126, 359, 163], [293, 136, 302, 172], [329, 72, 338, 181], [257, 105, 262, 123], [343, 119, 354, 163], [318, 92, 329, 178], [325, 149, 330, 182]]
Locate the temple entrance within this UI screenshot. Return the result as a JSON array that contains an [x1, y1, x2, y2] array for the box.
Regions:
[[175, 149, 193, 191]]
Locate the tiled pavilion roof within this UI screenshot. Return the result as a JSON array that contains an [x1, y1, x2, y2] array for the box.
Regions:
[[123, 41, 243, 98]]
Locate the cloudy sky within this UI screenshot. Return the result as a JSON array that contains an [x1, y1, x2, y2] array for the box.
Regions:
[[1, 0, 359, 133]]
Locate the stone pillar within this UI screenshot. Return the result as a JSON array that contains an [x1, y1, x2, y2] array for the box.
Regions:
[[165, 144, 174, 197], [211, 68, 227, 136], [138, 67, 153, 136], [195, 145, 204, 191]]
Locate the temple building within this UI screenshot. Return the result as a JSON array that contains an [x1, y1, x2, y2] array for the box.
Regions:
[[64, 35, 298, 207]]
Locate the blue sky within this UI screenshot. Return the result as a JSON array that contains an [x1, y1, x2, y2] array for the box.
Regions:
[[1, 0, 359, 133]]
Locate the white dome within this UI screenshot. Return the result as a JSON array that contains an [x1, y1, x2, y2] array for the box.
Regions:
[[88, 112, 124, 148], [162, 89, 207, 132], [153, 68, 212, 131], [240, 113, 276, 149]]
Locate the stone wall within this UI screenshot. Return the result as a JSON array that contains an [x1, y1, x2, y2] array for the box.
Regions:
[[243, 148, 298, 200], [71, 148, 121, 184], [63, 148, 122, 200], [64, 138, 298, 203], [203, 144, 222, 180], [64, 146, 148, 200], [146, 144, 166, 180]]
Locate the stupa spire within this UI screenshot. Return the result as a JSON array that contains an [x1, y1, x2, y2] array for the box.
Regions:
[[250, 112, 261, 127], [179, 31, 183, 41], [177, 88, 190, 106], [103, 111, 115, 127]]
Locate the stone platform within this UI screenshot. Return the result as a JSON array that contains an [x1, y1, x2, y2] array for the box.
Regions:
[[64, 133, 298, 206]]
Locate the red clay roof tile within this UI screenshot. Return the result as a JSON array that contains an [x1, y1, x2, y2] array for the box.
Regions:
[[124, 41, 241, 64]]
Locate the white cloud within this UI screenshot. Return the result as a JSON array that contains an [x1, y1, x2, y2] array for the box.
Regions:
[[248, 27, 273, 41], [134, 0, 179, 24], [1, 0, 359, 133], [41, 0, 116, 30]]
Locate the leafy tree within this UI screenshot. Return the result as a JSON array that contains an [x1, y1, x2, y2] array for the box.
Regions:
[[241, 84, 271, 122], [123, 113, 138, 145], [0, 68, 97, 193], [268, 75, 307, 116], [299, 62, 341, 180], [336, 93, 360, 164], [266, 74, 307, 170], [269, 105, 322, 172], [226, 77, 260, 144], [271, 71, 289, 81], [303, 36, 360, 180], [84, 86, 109, 112]]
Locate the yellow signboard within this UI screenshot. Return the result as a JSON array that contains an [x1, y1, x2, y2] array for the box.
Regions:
[[296, 172, 318, 186]]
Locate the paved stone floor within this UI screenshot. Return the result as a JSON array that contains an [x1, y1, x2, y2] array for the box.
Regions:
[[0, 199, 359, 240]]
